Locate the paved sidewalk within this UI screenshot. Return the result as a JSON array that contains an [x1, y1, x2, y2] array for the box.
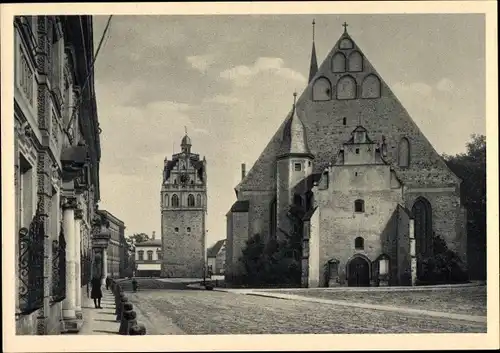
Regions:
[[79, 287, 120, 335]]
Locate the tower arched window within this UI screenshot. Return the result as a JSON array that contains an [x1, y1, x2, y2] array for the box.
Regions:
[[348, 51, 363, 72], [337, 76, 357, 100], [312, 77, 332, 101], [332, 53, 346, 73], [164, 194, 169, 207], [398, 137, 410, 168], [361, 74, 381, 98], [354, 237, 364, 250], [171, 194, 179, 207], [196, 194, 202, 207], [188, 194, 195, 207], [354, 199, 365, 213]]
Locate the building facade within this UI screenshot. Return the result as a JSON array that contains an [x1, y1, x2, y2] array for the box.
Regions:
[[160, 134, 207, 278], [14, 15, 109, 335], [135, 236, 162, 277], [225, 24, 467, 288], [207, 239, 226, 275], [98, 210, 126, 278]]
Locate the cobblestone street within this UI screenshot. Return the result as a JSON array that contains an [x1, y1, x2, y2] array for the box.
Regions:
[[122, 280, 486, 335]]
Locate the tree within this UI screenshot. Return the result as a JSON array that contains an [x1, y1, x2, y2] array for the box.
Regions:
[[126, 233, 150, 246], [443, 134, 486, 280], [237, 208, 303, 287]]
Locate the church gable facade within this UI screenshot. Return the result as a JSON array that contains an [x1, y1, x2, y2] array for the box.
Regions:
[[225, 23, 467, 287]]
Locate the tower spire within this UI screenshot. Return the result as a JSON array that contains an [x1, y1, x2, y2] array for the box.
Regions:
[[308, 19, 318, 83]]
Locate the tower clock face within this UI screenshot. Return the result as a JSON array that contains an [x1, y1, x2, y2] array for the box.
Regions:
[[180, 173, 190, 184]]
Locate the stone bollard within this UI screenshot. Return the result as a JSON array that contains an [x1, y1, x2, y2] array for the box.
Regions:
[[129, 323, 147, 335], [115, 295, 129, 322], [114, 285, 123, 315], [118, 309, 137, 335]]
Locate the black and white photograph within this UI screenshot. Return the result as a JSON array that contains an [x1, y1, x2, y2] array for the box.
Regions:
[[1, 1, 498, 352]]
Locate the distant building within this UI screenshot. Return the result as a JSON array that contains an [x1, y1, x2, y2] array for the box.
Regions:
[[207, 239, 226, 275], [135, 232, 162, 277], [97, 210, 126, 278], [160, 134, 207, 278]]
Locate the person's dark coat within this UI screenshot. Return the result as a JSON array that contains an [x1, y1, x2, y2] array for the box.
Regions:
[[90, 277, 103, 299]]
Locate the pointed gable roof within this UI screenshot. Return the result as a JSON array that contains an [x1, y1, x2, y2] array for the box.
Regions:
[[207, 239, 226, 258], [235, 24, 460, 193], [278, 94, 314, 159]]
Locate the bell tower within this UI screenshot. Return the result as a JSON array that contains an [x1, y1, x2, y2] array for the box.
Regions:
[[160, 133, 207, 278]]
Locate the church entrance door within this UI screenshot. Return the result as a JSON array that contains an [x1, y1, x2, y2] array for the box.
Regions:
[[347, 256, 370, 287]]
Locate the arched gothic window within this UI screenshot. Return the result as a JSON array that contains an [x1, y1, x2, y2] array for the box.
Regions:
[[196, 194, 202, 207], [293, 194, 303, 207], [337, 76, 357, 100], [348, 51, 363, 72], [361, 74, 381, 98], [188, 194, 195, 207], [312, 77, 332, 101], [354, 199, 365, 213], [164, 194, 169, 207], [398, 138, 410, 167], [171, 194, 179, 207], [332, 53, 346, 73], [339, 38, 353, 50], [354, 237, 364, 250]]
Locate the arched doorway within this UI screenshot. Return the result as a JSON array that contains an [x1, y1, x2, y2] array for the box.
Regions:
[[347, 255, 370, 287], [412, 197, 433, 280]]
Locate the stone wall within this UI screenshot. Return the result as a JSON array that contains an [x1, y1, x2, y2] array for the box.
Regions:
[[316, 164, 403, 286], [161, 210, 205, 278]]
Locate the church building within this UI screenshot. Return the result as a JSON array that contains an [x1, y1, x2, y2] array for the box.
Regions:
[[160, 134, 207, 278], [225, 22, 467, 287]]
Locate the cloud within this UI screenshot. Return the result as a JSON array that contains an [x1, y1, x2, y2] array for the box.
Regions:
[[220, 57, 307, 87], [186, 54, 217, 73], [392, 81, 433, 97], [436, 78, 455, 92], [203, 94, 242, 105]]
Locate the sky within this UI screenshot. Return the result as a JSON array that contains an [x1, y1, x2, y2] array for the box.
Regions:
[[92, 14, 485, 248]]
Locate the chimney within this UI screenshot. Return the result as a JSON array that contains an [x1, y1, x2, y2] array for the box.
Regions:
[[152, 231, 156, 240], [241, 163, 246, 180]]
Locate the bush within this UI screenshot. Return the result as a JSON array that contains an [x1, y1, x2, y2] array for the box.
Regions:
[[418, 234, 469, 284], [237, 229, 302, 287]]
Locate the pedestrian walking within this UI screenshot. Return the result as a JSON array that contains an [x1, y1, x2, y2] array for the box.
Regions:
[[105, 276, 111, 290], [132, 277, 138, 292], [91, 277, 103, 309]]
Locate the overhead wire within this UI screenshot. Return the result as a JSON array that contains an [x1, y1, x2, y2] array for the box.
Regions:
[[65, 15, 113, 132]]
